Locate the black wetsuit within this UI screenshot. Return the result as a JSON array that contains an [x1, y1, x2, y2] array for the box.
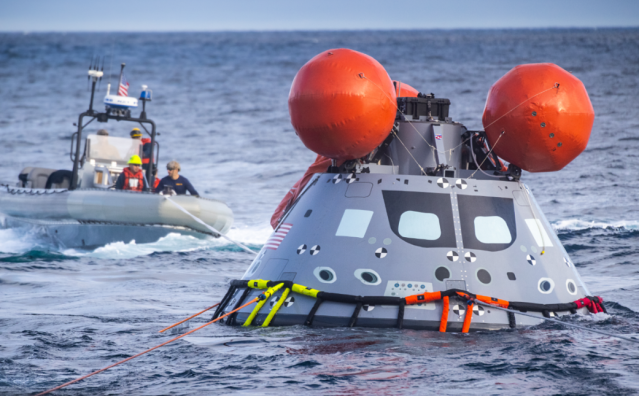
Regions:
[[154, 175, 199, 196]]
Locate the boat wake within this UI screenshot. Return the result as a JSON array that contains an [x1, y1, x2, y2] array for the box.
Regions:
[[0, 222, 273, 260]]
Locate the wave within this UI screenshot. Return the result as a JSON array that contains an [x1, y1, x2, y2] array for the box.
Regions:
[[0, 227, 48, 254], [0, 223, 273, 260], [62, 224, 273, 259], [552, 219, 639, 232]]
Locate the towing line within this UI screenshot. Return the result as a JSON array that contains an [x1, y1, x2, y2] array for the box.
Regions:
[[37, 280, 626, 395], [36, 295, 262, 395]]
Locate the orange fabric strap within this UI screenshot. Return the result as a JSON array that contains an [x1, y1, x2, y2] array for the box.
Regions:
[[475, 295, 509, 309], [405, 291, 442, 306], [462, 302, 473, 333], [439, 296, 449, 333]]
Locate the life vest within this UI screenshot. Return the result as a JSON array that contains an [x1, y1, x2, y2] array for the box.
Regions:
[[122, 167, 145, 192], [141, 138, 152, 165]]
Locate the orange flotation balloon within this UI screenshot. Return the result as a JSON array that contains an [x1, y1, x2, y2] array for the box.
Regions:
[[289, 49, 397, 160], [482, 63, 595, 172], [393, 80, 419, 97]]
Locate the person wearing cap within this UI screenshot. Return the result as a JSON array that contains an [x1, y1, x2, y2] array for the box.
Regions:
[[154, 160, 199, 196], [115, 155, 149, 192]]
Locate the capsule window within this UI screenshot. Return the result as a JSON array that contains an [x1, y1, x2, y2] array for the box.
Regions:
[[246, 259, 261, 276], [525, 219, 554, 247], [457, 195, 516, 252], [354, 269, 381, 285], [566, 279, 577, 295], [476, 268, 492, 285], [538, 278, 555, 294], [474, 216, 512, 244], [434, 266, 451, 282], [335, 209, 374, 238], [244, 251, 265, 277], [314, 267, 337, 283], [398, 211, 442, 240]]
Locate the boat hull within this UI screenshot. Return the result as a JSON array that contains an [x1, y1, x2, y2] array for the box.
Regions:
[[2, 215, 209, 249], [0, 187, 233, 248]]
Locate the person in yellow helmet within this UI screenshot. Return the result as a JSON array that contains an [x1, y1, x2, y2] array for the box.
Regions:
[[130, 128, 143, 139], [115, 155, 149, 192]]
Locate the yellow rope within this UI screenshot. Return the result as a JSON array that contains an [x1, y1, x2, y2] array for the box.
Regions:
[[262, 288, 290, 327], [243, 283, 284, 326]]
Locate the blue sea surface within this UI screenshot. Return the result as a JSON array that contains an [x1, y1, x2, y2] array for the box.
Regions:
[[1, 29, 639, 394]]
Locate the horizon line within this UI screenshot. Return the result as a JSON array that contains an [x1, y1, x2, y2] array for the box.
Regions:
[[2, 26, 639, 34]]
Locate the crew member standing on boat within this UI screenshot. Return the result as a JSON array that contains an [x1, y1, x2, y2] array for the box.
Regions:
[[155, 160, 199, 196], [129, 127, 159, 189], [115, 155, 149, 192], [129, 128, 151, 167]]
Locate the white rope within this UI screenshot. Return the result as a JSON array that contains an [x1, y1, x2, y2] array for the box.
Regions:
[[483, 84, 559, 131], [359, 75, 473, 171], [164, 196, 257, 256], [474, 300, 639, 345], [468, 131, 506, 179], [391, 128, 427, 175]]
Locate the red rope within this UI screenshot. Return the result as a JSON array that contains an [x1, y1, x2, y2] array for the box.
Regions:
[[36, 298, 258, 396], [159, 303, 220, 333]]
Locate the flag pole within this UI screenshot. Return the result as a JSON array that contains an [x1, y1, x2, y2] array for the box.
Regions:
[[117, 63, 126, 95]]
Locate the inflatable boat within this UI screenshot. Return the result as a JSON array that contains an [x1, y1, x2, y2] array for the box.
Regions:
[[0, 63, 233, 248]]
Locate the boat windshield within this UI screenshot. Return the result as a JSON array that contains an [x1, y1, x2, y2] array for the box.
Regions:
[[86, 135, 142, 163]]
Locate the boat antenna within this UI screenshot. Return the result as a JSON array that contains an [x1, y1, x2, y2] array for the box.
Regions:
[[86, 58, 104, 113], [87, 55, 93, 90], [97, 56, 104, 92], [107, 43, 114, 95]]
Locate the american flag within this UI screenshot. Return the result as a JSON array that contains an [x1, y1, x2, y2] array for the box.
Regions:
[[265, 223, 292, 250], [118, 75, 129, 96]]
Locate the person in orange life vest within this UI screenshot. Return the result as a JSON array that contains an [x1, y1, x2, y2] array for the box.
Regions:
[[130, 127, 156, 172], [154, 160, 199, 196], [115, 155, 149, 192]]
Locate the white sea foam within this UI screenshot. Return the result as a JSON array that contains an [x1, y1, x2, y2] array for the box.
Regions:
[[0, 219, 274, 259], [0, 227, 47, 254], [552, 219, 639, 232], [225, 223, 274, 246], [62, 224, 273, 260], [62, 233, 208, 259]]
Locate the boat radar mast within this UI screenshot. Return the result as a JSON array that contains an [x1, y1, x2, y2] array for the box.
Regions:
[[103, 63, 138, 118], [70, 62, 157, 190]]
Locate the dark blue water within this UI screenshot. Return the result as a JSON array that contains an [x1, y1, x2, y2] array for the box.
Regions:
[[1, 29, 639, 395]]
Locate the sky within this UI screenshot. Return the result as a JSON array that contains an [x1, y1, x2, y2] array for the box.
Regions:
[[1, 0, 638, 31]]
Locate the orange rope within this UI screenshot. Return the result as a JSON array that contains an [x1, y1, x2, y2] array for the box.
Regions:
[[36, 298, 258, 396], [461, 302, 474, 333], [159, 303, 220, 333], [439, 296, 449, 333]]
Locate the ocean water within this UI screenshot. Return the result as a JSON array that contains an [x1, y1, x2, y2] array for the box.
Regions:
[[1, 29, 639, 394]]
